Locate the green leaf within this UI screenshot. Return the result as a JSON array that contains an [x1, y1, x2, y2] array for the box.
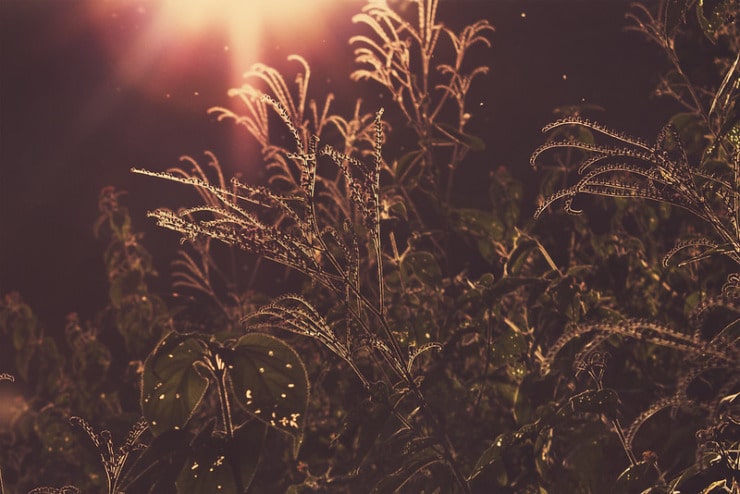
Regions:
[[401, 252, 442, 285], [504, 236, 539, 276], [393, 150, 424, 188], [450, 208, 505, 262], [177, 419, 266, 494], [383, 194, 408, 222], [671, 111, 708, 154], [230, 333, 309, 456], [371, 446, 442, 493], [141, 332, 209, 436], [469, 424, 538, 481], [696, 0, 738, 42], [121, 428, 190, 492], [451, 208, 504, 241], [513, 375, 556, 425], [109, 270, 143, 309], [434, 122, 486, 151], [489, 172, 522, 229], [335, 397, 394, 468], [488, 276, 543, 299], [557, 389, 619, 420], [490, 328, 527, 367], [712, 316, 740, 344], [709, 52, 739, 117], [614, 460, 658, 494], [667, 452, 724, 491]]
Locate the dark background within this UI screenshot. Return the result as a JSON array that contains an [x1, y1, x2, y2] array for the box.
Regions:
[[0, 0, 676, 327]]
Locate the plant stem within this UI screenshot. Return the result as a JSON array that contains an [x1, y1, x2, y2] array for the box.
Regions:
[[212, 360, 234, 439], [407, 375, 471, 494]]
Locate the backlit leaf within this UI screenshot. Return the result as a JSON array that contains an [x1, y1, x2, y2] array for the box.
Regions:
[[491, 328, 527, 367], [434, 122, 486, 152], [469, 424, 538, 480], [230, 333, 309, 456], [371, 446, 442, 493], [141, 332, 209, 436], [177, 419, 265, 494], [401, 252, 442, 285], [614, 460, 658, 493], [121, 428, 190, 492], [557, 389, 619, 420], [696, 0, 737, 42]]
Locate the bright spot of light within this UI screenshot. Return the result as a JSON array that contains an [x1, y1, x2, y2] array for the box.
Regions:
[[87, 0, 339, 97], [152, 0, 325, 83], [0, 388, 28, 427]]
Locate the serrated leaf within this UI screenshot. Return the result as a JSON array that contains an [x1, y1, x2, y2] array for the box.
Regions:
[[29, 487, 81, 494], [141, 332, 209, 436], [407, 342, 443, 373], [177, 419, 266, 494], [401, 252, 442, 285], [230, 333, 309, 456]]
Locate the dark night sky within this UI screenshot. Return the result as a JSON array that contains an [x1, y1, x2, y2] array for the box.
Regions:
[[0, 0, 676, 327]]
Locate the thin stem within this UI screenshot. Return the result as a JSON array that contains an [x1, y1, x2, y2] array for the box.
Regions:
[[592, 375, 637, 466], [612, 417, 639, 466], [218, 369, 234, 439], [473, 311, 493, 419], [204, 353, 234, 439]]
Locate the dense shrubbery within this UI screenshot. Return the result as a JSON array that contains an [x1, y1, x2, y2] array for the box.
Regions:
[[1, 0, 738, 492]]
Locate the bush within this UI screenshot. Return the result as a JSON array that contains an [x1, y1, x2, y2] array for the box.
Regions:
[[2, 0, 738, 492]]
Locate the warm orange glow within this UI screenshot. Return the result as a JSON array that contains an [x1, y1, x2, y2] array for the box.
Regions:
[[152, 0, 265, 85], [156, 0, 318, 37], [87, 0, 339, 96], [0, 388, 27, 427]]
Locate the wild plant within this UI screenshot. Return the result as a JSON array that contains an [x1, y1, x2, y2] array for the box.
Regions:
[[0, 373, 12, 494], [0, 189, 170, 493], [525, 0, 740, 490], [532, 0, 739, 268], [350, 0, 493, 218], [6, 0, 736, 491], [132, 0, 494, 491]]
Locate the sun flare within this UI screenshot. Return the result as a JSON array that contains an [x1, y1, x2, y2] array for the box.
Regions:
[[87, 0, 337, 96]]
